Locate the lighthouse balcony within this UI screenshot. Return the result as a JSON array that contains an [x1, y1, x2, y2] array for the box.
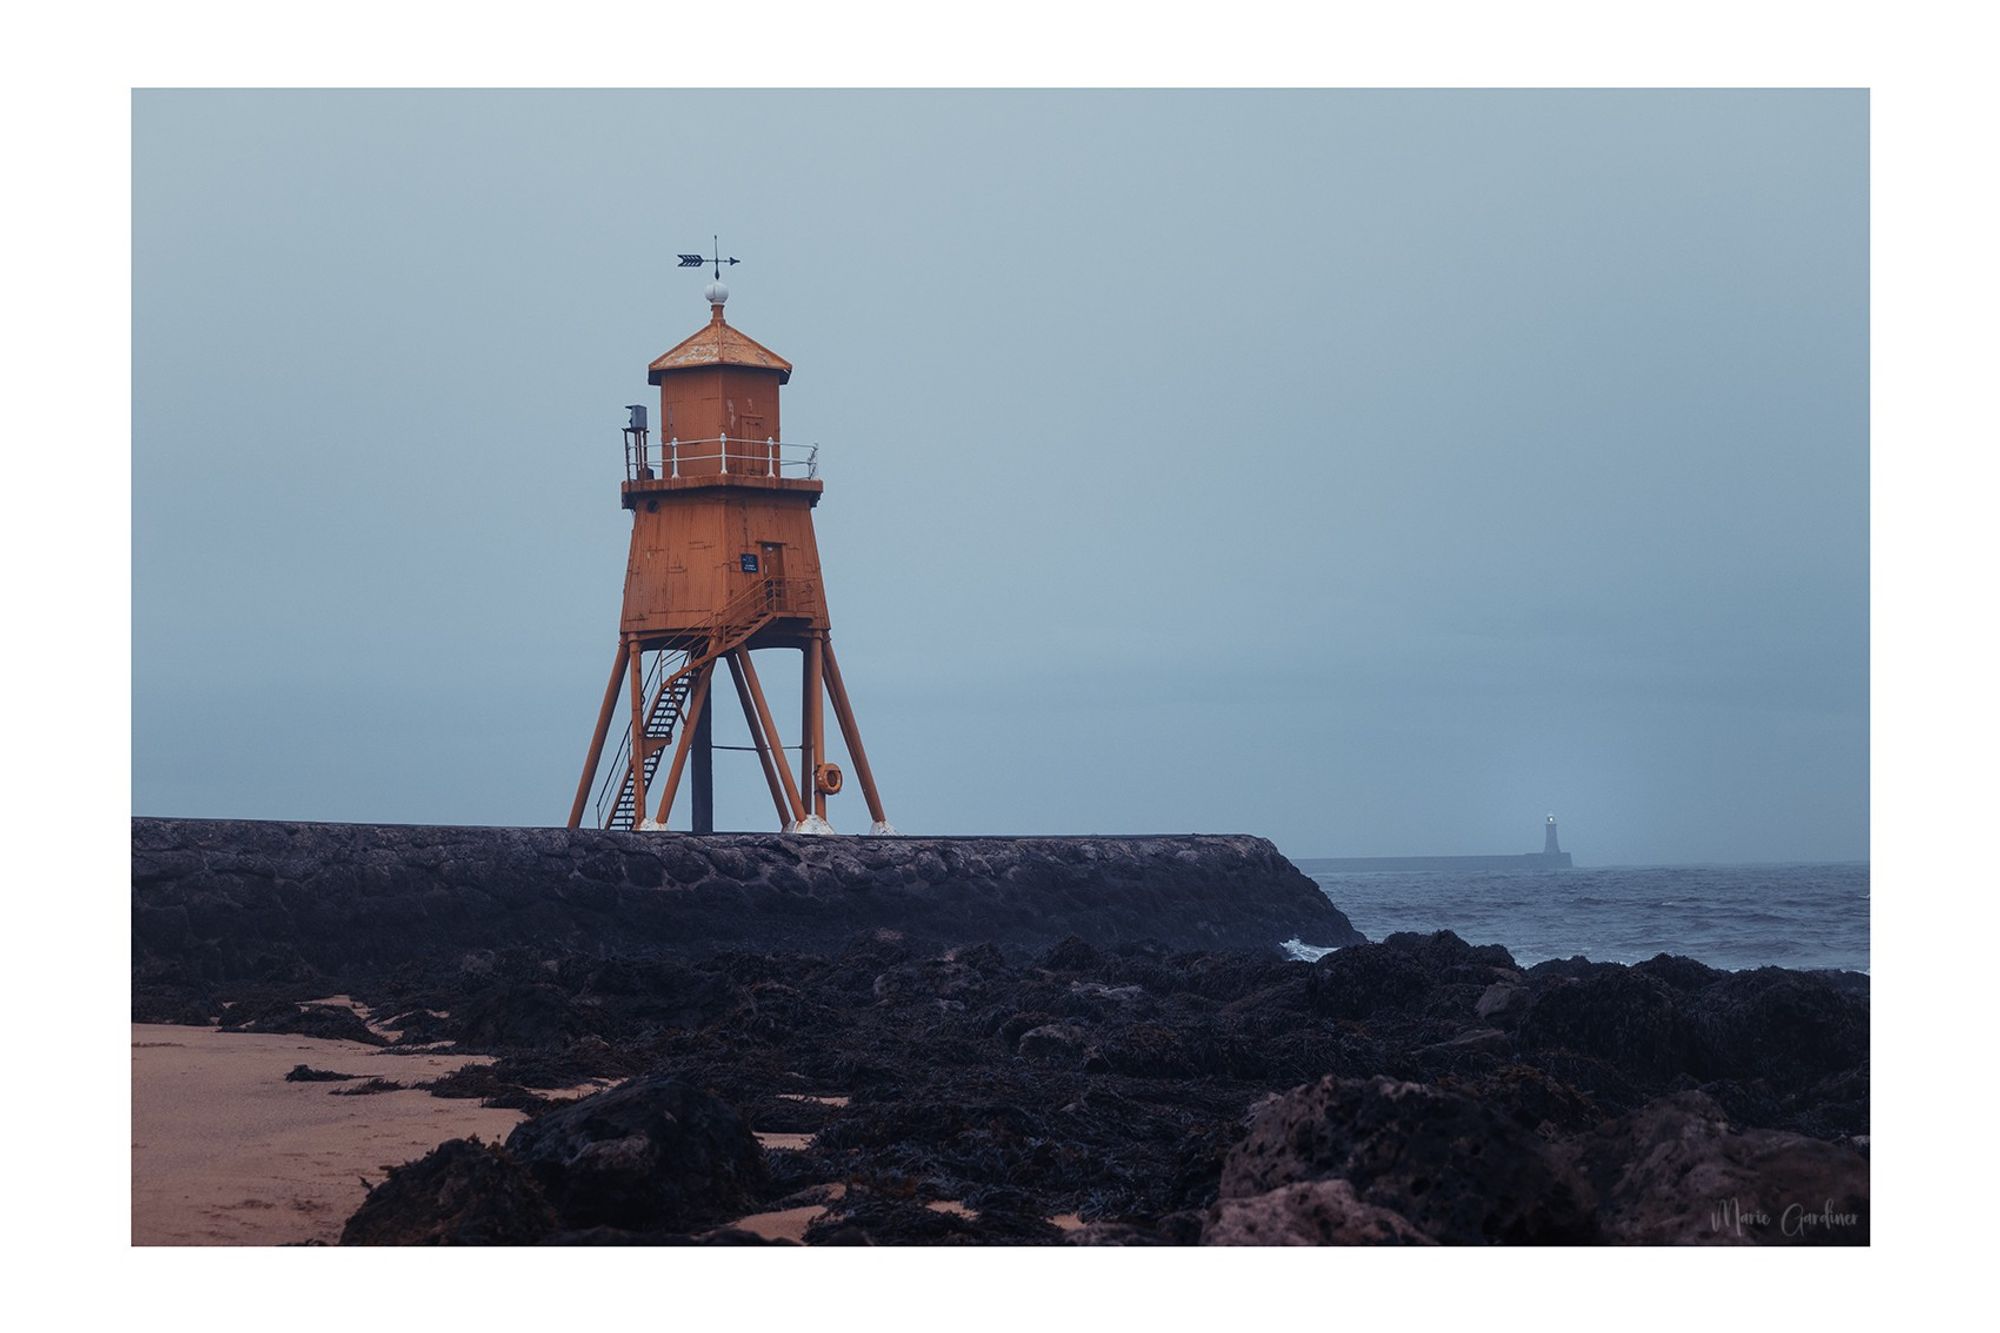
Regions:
[[620, 434, 825, 507], [625, 434, 820, 483], [628, 574, 827, 651]]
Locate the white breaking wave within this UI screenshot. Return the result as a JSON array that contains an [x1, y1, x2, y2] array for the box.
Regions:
[[1281, 937, 1343, 962]]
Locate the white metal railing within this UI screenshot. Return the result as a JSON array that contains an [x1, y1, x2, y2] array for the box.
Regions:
[[625, 433, 820, 482]]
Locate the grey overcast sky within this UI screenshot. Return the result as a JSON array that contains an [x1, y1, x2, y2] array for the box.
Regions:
[[132, 90, 1867, 865]]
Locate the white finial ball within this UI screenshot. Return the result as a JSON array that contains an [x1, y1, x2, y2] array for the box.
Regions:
[[705, 280, 729, 306]]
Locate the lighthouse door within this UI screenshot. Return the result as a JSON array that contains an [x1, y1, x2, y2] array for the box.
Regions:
[[760, 542, 788, 611], [740, 412, 770, 473]]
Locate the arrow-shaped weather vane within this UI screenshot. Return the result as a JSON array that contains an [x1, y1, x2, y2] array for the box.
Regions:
[[676, 235, 740, 280]]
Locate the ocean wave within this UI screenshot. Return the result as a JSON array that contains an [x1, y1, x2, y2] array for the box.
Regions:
[[1312, 862, 1868, 972], [1281, 938, 1343, 962]]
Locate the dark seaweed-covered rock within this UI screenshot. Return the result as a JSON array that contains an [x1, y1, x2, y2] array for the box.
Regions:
[[222, 1001, 386, 1047], [1577, 1092, 1869, 1244], [1631, 953, 1725, 993], [321, 928, 1866, 1245], [1038, 936, 1103, 972], [803, 1191, 1064, 1246], [1311, 942, 1439, 1020], [1217, 1075, 1597, 1244], [448, 984, 589, 1051], [340, 1139, 557, 1245], [420, 1064, 554, 1113], [331, 1078, 406, 1096], [1204, 1180, 1436, 1245], [285, 1065, 362, 1083], [1097, 1022, 1200, 1077], [573, 958, 746, 1030], [1444, 1063, 1605, 1136], [541, 1225, 795, 1245], [805, 1197, 983, 1245], [1517, 965, 1690, 1085], [1016, 1022, 1091, 1065], [383, 1008, 454, 1044], [1063, 1220, 1173, 1245], [1474, 982, 1530, 1024], [504, 1076, 767, 1232], [1685, 969, 1870, 1086]]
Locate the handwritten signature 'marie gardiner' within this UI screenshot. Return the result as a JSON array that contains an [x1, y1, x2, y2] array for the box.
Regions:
[[1712, 1198, 1863, 1238]]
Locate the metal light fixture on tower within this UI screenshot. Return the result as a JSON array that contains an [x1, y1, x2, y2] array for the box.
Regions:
[[567, 257, 893, 836]]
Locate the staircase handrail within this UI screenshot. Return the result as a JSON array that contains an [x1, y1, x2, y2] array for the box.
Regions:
[[591, 574, 822, 827]]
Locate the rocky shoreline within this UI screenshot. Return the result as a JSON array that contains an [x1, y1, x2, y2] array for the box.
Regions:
[[130, 821, 1867, 1245]]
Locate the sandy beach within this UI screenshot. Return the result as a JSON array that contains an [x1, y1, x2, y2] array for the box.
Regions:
[[131, 1023, 525, 1245]]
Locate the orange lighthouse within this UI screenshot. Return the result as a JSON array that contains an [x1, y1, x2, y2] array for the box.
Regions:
[[566, 273, 892, 835]]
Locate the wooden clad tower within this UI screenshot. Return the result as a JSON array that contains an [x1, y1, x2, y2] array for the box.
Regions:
[[567, 276, 892, 835]]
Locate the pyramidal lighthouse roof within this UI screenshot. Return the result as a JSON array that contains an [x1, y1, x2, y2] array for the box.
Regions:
[[647, 289, 793, 385]]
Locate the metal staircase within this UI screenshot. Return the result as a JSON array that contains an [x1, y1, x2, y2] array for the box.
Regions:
[[597, 653, 697, 829], [592, 575, 820, 829]]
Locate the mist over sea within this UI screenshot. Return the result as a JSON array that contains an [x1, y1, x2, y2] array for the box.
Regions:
[[1290, 861, 1869, 974]]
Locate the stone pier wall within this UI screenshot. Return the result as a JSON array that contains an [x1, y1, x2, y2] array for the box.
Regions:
[[131, 819, 1362, 980]]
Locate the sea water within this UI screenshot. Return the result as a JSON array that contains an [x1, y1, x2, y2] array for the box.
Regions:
[[1287, 860, 1869, 974]]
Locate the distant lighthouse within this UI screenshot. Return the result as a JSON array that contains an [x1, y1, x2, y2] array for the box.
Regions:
[[1544, 814, 1562, 856], [565, 264, 892, 836]]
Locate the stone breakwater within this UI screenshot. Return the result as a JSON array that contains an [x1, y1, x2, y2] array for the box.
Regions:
[[131, 818, 1362, 979]]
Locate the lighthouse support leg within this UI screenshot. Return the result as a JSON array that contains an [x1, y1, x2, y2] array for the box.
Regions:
[[726, 652, 793, 827], [690, 673, 715, 834], [652, 661, 714, 828], [625, 638, 652, 827], [821, 640, 891, 833], [799, 641, 816, 811], [801, 634, 830, 826], [734, 649, 809, 828], [568, 639, 630, 828]]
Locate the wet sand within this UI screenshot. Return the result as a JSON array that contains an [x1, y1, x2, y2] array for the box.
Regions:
[[726, 1189, 1085, 1243], [131, 1023, 526, 1245], [732, 1184, 848, 1242]]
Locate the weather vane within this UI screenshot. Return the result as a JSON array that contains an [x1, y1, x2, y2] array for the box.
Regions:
[[677, 236, 740, 280]]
